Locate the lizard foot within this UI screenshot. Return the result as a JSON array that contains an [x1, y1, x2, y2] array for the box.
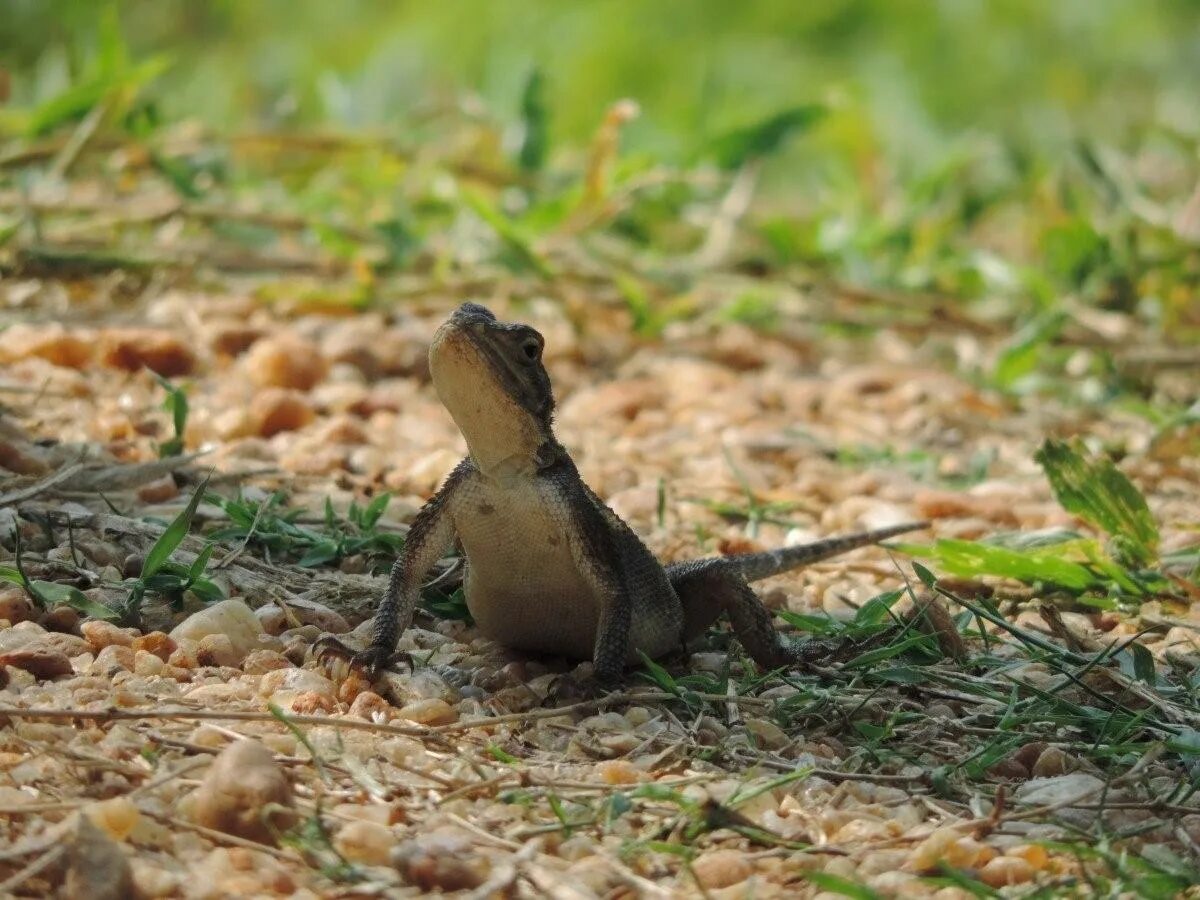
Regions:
[[543, 663, 617, 706], [312, 635, 408, 679]]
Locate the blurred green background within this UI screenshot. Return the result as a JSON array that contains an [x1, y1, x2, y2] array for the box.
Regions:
[[4, 0, 1199, 162]]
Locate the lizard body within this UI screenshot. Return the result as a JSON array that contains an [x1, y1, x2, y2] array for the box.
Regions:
[[345, 303, 926, 681]]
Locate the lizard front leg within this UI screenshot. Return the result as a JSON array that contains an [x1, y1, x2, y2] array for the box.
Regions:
[[325, 461, 469, 674]]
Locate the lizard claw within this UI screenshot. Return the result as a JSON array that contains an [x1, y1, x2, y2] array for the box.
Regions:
[[313, 635, 405, 679]]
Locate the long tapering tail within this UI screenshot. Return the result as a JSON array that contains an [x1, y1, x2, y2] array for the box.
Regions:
[[728, 521, 929, 582]]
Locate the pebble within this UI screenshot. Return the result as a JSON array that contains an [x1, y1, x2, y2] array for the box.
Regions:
[[397, 698, 457, 725], [169, 600, 264, 665], [131, 631, 177, 661], [85, 796, 141, 841], [81, 621, 138, 651], [63, 813, 135, 900], [334, 819, 396, 866], [93, 644, 136, 673], [189, 739, 295, 843], [247, 388, 315, 437], [978, 856, 1036, 887], [196, 634, 239, 667], [99, 328, 196, 376], [244, 336, 329, 390], [0, 587, 36, 624], [0, 644, 73, 679], [242, 648, 293, 674], [691, 848, 753, 889]]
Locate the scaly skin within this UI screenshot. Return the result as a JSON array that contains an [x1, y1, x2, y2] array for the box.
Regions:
[[328, 302, 927, 682]]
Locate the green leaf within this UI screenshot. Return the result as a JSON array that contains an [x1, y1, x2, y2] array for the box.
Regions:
[[992, 309, 1066, 390], [852, 590, 904, 627], [298, 540, 339, 568], [142, 478, 209, 579], [188, 543, 215, 579], [31, 581, 119, 621], [1035, 438, 1159, 567], [803, 871, 882, 900], [360, 492, 391, 529], [1127, 642, 1157, 684], [707, 104, 826, 169], [517, 68, 549, 173], [461, 188, 553, 278], [911, 538, 1099, 591]]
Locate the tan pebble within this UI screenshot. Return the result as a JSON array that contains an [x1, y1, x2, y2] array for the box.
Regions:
[[245, 336, 328, 390], [691, 848, 752, 889], [81, 620, 137, 651], [254, 605, 288, 635], [331, 666, 371, 703], [248, 388, 315, 437], [346, 690, 392, 721], [596, 759, 642, 785], [130, 861, 180, 898], [133, 650, 165, 676], [0, 324, 94, 368], [858, 849, 910, 876], [906, 828, 996, 873], [169, 599, 264, 665], [99, 328, 196, 376], [189, 739, 295, 843], [833, 818, 896, 843], [397, 698, 457, 725], [41, 605, 82, 633], [210, 323, 265, 357], [745, 717, 790, 750], [131, 631, 177, 661], [0, 588, 37, 624], [0, 644, 73, 679], [286, 690, 336, 714], [242, 648, 293, 674], [167, 645, 199, 669], [160, 664, 191, 682], [1006, 843, 1049, 869], [136, 475, 180, 503], [189, 725, 228, 749], [978, 856, 1036, 887], [85, 796, 141, 841], [334, 819, 396, 866], [196, 633, 239, 667], [63, 813, 134, 900], [1031, 745, 1076, 777], [258, 667, 335, 698], [93, 644, 135, 672]]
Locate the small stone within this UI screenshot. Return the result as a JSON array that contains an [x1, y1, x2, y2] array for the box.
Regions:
[[242, 649, 293, 675], [247, 388, 315, 437], [190, 739, 295, 843], [99, 328, 196, 376], [63, 814, 134, 900], [245, 336, 329, 391], [1014, 772, 1103, 808], [348, 691, 392, 721], [169, 599, 264, 665], [1030, 745, 1077, 778], [136, 475, 180, 504], [397, 698, 457, 725], [196, 633, 239, 667], [596, 759, 641, 785], [41, 605, 82, 633], [978, 856, 1036, 887], [691, 848, 753, 889], [131, 631, 177, 661], [258, 666, 336, 699], [335, 819, 397, 866], [1, 324, 94, 369], [745, 717, 790, 750], [133, 650, 165, 676], [0, 643, 73, 679], [906, 827, 996, 873], [255, 605, 288, 635], [0, 587, 36, 624], [93, 644, 135, 672], [85, 796, 141, 841], [81, 620, 137, 651]]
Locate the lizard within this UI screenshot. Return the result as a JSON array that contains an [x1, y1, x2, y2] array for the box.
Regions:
[[322, 302, 928, 683]]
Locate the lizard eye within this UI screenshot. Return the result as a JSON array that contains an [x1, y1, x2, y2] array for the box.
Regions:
[[520, 338, 542, 362]]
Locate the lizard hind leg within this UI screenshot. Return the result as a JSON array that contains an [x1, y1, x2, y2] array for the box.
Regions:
[[669, 559, 820, 671]]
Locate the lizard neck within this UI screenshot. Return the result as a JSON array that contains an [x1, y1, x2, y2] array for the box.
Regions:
[[465, 430, 563, 479]]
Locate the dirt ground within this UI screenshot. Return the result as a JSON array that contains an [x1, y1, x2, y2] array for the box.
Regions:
[[1, 235, 1198, 896]]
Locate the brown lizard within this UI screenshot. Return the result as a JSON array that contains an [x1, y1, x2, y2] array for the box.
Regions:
[[325, 302, 927, 681]]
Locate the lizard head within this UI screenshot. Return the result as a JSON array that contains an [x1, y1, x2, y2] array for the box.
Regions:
[[428, 302, 557, 475]]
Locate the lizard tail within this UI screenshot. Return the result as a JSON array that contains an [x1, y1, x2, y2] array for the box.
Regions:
[[729, 521, 929, 582]]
